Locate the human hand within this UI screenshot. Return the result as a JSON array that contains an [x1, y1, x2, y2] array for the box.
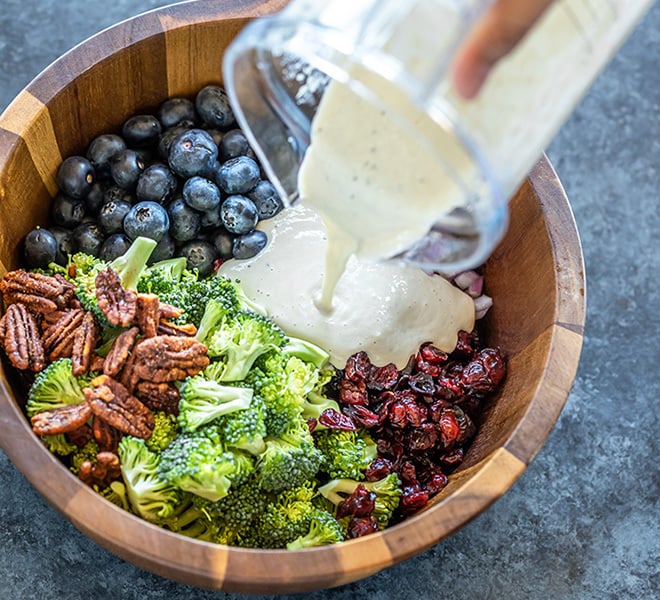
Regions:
[[452, 0, 556, 99]]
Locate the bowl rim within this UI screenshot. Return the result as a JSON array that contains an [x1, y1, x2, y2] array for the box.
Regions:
[[0, 0, 586, 594]]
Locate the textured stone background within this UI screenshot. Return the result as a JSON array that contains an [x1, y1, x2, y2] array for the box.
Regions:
[[0, 1, 658, 599]]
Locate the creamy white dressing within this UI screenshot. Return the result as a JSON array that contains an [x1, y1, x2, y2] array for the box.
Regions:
[[218, 204, 474, 369]]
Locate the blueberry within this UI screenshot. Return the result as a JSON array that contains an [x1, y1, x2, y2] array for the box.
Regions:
[[122, 114, 162, 148], [195, 85, 235, 129], [110, 148, 146, 190], [232, 229, 268, 259], [247, 180, 284, 219], [182, 176, 221, 212], [98, 199, 133, 234], [179, 240, 217, 278], [23, 228, 58, 268], [168, 128, 218, 178], [148, 232, 176, 264], [158, 124, 192, 161], [84, 181, 107, 215], [200, 205, 223, 230], [210, 227, 234, 259], [123, 201, 170, 242], [73, 222, 105, 257], [56, 156, 95, 199], [220, 195, 259, 234], [216, 156, 260, 195], [218, 129, 250, 162], [104, 184, 135, 206], [49, 226, 76, 266], [99, 233, 132, 261], [51, 193, 86, 228], [157, 98, 197, 129], [168, 197, 201, 242], [136, 163, 178, 204], [87, 134, 126, 179]]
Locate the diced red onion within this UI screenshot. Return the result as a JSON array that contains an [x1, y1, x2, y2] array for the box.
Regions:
[[453, 270, 480, 291], [474, 294, 493, 320]]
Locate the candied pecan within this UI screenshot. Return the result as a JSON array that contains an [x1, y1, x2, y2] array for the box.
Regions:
[[103, 326, 140, 377], [134, 381, 181, 414], [95, 267, 137, 327], [0, 270, 75, 314], [68, 424, 93, 447], [136, 293, 160, 338], [71, 311, 100, 376], [89, 353, 106, 372], [42, 308, 85, 361], [158, 319, 197, 337], [0, 303, 45, 371], [31, 402, 93, 436], [84, 374, 155, 439], [158, 302, 184, 320], [131, 335, 209, 382], [92, 415, 120, 453], [339, 378, 368, 406], [79, 451, 121, 489]]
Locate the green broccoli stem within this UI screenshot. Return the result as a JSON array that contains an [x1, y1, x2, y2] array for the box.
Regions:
[[110, 236, 157, 290], [283, 337, 330, 369], [301, 391, 341, 424]]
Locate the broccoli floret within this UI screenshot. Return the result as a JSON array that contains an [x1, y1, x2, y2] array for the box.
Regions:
[[283, 336, 330, 369], [26, 358, 91, 417], [301, 391, 341, 423], [256, 482, 319, 549], [256, 420, 322, 493], [210, 393, 267, 455], [177, 375, 255, 433], [70, 439, 100, 474], [195, 297, 235, 347], [41, 434, 77, 456], [118, 436, 180, 522], [318, 473, 402, 528], [286, 509, 345, 549], [98, 480, 130, 511], [315, 429, 377, 480], [158, 428, 254, 502], [137, 257, 191, 317], [202, 310, 287, 382], [159, 492, 216, 541], [72, 236, 156, 323], [145, 410, 180, 452]]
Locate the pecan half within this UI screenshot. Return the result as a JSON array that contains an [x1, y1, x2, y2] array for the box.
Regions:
[[136, 293, 160, 338], [134, 381, 181, 415], [92, 415, 121, 453], [158, 319, 197, 337], [0, 270, 75, 314], [159, 302, 184, 320], [79, 451, 121, 488], [103, 326, 140, 378], [42, 308, 85, 361], [71, 311, 100, 376], [68, 423, 94, 447], [0, 303, 45, 371], [95, 267, 137, 327], [83, 374, 155, 439], [132, 335, 209, 382], [31, 402, 93, 436]]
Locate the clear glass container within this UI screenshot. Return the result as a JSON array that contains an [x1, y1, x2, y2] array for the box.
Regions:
[[223, 0, 653, 273]]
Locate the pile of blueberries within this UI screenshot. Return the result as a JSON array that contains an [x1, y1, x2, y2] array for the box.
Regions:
[[24, 84, 284, 277]]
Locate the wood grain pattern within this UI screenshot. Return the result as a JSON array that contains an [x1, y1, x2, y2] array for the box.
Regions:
[[0, 0, 585, 593]]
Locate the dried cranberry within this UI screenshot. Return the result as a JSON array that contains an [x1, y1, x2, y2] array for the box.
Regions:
[[367, 362, 399, 391], [306, 417, 318, 433], [452, 405, 476, 445], [420, 343, 448, 365], [336, 484, 376, 519], [437, 408, 461, 447], [347, 515, 379, 538], [399, 484, 429, 512], [437, 447, 464, 468], [365, 457, 393, 481], [339, 377, 369, 406], [406, 422, 439, 452], [376, 435, 405, 460], [318, 408, 358, 431], [434, 374, 463, 400], [459, 347, 506, 393], [345, 351, 372, 383], [453, 330, 480, 358], [424, 471, 449, 496], [429, 398, 451, 422], [415, 356, 442, 377], [397, 460, 420, 485], [344, 404, 382, 428], [408, 372, 436, 395]]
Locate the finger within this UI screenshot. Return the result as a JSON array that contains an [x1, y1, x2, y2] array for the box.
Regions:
[[452, 0, 555, 99]]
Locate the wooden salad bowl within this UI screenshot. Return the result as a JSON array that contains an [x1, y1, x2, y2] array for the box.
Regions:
[[0, 0, 586, 593]]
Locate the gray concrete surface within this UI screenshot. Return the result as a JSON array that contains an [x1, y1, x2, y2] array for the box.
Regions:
[[0, 1, 658, 598]]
